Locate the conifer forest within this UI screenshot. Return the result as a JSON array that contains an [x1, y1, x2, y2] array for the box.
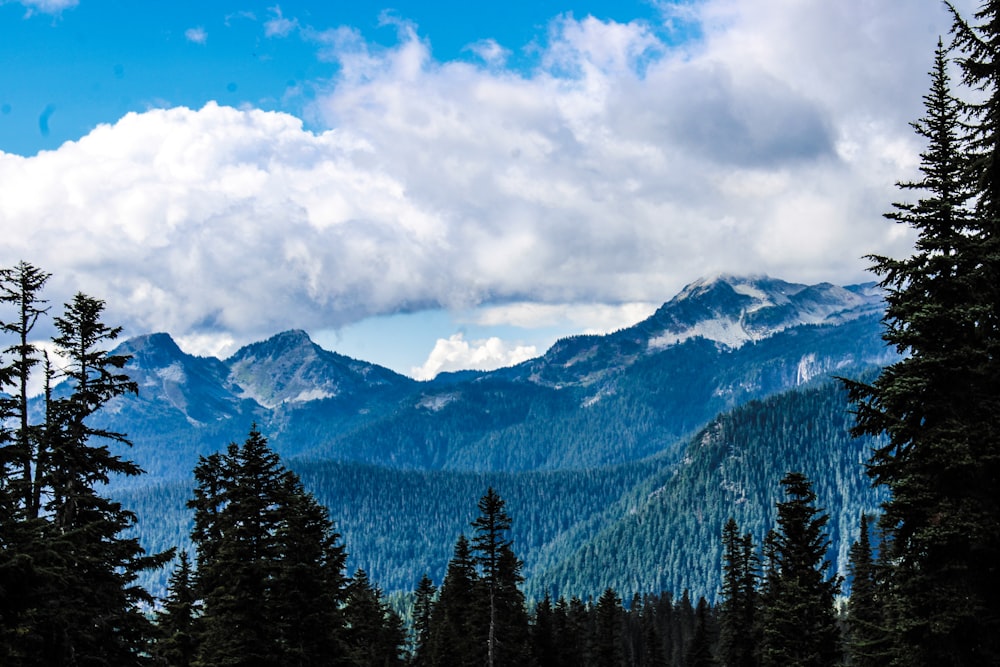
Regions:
[[2, 1, 1000, 665]]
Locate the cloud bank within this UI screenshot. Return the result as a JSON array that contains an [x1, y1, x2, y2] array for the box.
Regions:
[[0, 0, 965, 357]]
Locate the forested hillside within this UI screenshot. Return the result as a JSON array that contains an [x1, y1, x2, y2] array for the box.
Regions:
[[528, 378, 885, 602], [117, 374, 884, 603]]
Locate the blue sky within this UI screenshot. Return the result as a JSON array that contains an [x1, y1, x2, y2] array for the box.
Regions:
[[1, 0, 676, 155], [0, 0, 966, 378]]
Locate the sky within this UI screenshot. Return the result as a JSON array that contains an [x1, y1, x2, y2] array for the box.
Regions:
[[0, 0, 971, 379]]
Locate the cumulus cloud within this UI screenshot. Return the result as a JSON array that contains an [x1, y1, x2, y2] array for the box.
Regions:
[[411, 334, 537, 380], [0, 0, 970, 356], [185, 27, 207, 44]]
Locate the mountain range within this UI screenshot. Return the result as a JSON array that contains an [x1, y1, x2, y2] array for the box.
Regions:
[[98, 274, 895, 600]]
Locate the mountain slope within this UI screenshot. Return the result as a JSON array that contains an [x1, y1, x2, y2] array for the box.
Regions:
[[526, 376, 886, 603]]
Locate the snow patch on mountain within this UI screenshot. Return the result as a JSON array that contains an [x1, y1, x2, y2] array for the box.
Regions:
[[156, 362, 186, 384], [290, 388, 337, 403], [418, 393, 457, 412], [648, 317, 754, 350]]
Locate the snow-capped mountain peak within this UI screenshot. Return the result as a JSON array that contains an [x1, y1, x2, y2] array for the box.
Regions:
[[645, 275, 878, 351]]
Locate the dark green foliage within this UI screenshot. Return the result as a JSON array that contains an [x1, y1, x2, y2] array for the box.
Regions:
[[155, 551, 200, 667], [471, 487, 530, 667], [845, 514, 888, 667], [845, 10, 1000, 663], [592, 587, 626, 667], [758, 473, 840, 667], [188, 425, 348, 666], [530, 594, 559, 667], [410, 574, 436, 665], [425, 535, 481, 666], [533, 379, 884, 604], [717, 518, 757, 667], [0, 260, 50, 519], [685, 597, 717, 667], [343, 568, 407, 667], [0, 272, 169, 666]]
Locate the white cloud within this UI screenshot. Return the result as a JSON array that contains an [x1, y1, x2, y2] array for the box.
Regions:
[[411, 333, 537, 380], [185, 27, 207, 44], [264, 5, 298, 38], [0, 0, 970, 356], [465, 39, 511, 67], [470, 302, 658, 334], [9, 0, 77, 15]]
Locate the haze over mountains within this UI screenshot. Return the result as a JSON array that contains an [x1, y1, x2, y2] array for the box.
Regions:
[[100, 275, 894, 599]]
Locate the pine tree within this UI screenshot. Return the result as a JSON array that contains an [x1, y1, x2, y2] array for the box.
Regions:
[[845, 514, 887, 667], [30, 291, 171, 665], [757, 472, 839, 667], [0, 260, 50, 518], [718, 518, 757, 667], [410, 574, 437, 666], [470, 487, 530, 667], [426, 535, 480, 667], [685, 597, 717, 667], [189, 425, 348, 666], [592, 587, 625, 667], [845, 16, 1000, 663], [343, 568, 406, 667], [155, 551, 200, 667], [530, 593, 559, 666]]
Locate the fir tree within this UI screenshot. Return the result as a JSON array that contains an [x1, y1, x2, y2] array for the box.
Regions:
[[426, 535, 480, 667], [155, 551, 200, 667], [343, 568, 406, 667], [845, 514, 887, 667], [592, 587, 625, 667], [30, 291, 171, 665], [846, 16, 1000, 663], [758, 473, 839, 667], [717, 518, 757, 667], [470, 487, 530, 667], [0, 260, 50, 518], [189, 425, 348, 666], [530, 593, 559, 667], [410, 573, 436, 666], [685, 597, 717, 667]]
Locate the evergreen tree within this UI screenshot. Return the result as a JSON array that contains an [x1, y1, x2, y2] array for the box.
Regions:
[[28, 291, 171, 665], [530, 593, 559, 667], [155, 551, 201, 667], [343, 568, 406, 667], [757, 472, 839, 667], [685, 597, 716, 667], [552, 595, 590, 667], [717, 518, 757, 667], [846, 16, 1000, 662], [410, 574, 436, 666], [189, 425, 348, 666], [845, 514, 887, 667], [0, 260, 50, 518], [592, 587, 625, 667], [470, 487, 530, 667], [426, 535, 480, 667], [637, 596, 668, 667]]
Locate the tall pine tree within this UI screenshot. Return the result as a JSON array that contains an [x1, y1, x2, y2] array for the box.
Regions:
[[717, 517, 757, 667], [470, 487, 530, 667], [188, 425, 348, 666], [758, 472, 839, 667], [846, 17, 1000, 663]]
